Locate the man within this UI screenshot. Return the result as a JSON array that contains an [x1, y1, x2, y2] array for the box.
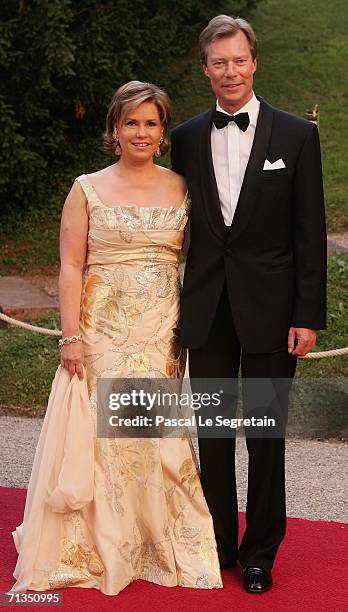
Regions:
[[171, 15, 326, 593]]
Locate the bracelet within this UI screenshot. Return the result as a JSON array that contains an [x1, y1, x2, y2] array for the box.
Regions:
[[58, 334, 82, 350]]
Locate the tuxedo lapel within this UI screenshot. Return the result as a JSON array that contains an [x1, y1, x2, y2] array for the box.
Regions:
[[228, 97, 274, 242], [198, 107, 226, 241]]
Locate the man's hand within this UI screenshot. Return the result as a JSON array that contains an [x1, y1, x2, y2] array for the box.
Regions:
[[288, 327, 317, 357]]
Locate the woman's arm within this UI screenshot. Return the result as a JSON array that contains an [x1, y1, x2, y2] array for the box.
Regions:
[[59, 181, 88, 379]]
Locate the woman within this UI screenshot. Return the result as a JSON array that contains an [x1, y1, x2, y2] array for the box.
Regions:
[[12, 81, 222, 595]]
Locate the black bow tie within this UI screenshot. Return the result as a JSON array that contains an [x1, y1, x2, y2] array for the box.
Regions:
[[213, 110, 250, 132]]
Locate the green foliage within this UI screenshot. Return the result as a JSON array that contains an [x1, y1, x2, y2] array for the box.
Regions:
[[0, 0, 258, 217], [1, 0, 346, 272]]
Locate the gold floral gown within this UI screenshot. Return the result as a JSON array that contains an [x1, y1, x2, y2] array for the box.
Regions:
[[12, 174, 222, 595]]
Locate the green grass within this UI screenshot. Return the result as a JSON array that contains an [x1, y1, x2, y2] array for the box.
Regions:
[[0, 255, 346, 415], [296, 254, 348, 378], [0, 313, 61, 416], [0, 219, 60, 275]]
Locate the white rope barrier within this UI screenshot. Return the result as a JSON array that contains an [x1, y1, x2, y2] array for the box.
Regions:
[[301, 347, 348, 359], [0, 312, 61, 336], [0, 312, 347, 358]]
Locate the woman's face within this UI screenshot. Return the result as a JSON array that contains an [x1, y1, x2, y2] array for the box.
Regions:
[[117, 101, 163, 161]]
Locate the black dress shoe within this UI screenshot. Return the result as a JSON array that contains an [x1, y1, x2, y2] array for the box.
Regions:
[[243, 566, 272, 593]]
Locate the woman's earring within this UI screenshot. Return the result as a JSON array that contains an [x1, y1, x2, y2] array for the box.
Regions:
[[113, 128, 121, 156], [155, 135, 164, 158]]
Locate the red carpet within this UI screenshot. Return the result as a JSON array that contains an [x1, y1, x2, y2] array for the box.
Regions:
[[0, 487, 346, 611]]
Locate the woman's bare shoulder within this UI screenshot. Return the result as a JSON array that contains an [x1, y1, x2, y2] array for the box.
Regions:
[[66, 177, 87, 204], [157, 166, 187, 194], [85, 164, 115, 181]]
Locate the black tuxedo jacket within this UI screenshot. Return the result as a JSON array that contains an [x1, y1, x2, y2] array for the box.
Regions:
[[171, 97, 327, 353]]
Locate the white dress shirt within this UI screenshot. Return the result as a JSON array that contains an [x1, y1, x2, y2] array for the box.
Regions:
[[211, 92, 260, 225]]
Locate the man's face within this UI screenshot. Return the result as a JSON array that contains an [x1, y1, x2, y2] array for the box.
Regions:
[[203, 31, 257, 114]]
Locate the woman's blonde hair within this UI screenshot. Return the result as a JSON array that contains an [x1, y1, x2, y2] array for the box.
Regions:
[[103, 80, 171, 156]]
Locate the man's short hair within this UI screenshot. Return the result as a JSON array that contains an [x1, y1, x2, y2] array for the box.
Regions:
[[199, 15, 257, 64]]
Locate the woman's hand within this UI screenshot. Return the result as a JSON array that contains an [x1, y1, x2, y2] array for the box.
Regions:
[[60, 341, 85, 380]]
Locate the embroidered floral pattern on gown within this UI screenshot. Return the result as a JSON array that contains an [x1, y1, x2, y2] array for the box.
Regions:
[[12, 174, 222, 595]]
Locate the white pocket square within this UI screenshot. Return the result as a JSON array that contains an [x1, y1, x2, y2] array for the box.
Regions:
[[263, 158, 286, 170]]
